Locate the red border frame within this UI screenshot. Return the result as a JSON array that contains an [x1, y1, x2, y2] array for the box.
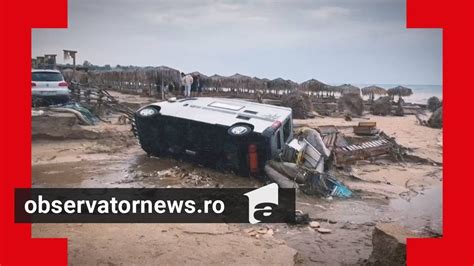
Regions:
[[1, 0, 68, 264], [1, 0, 473, 265], [406, 0, 474, 264]]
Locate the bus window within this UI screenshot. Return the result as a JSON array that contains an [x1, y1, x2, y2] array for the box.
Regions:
[[277, 130, 282, 150], [283, 119, 291, 142]]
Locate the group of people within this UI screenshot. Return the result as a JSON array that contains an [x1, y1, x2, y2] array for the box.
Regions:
[[181, 72, 202, 97]]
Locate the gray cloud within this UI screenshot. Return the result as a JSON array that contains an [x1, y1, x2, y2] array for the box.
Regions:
[[32, 0, 441, 85]]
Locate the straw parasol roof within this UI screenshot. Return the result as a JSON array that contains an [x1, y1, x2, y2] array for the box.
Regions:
[[267, 78, 297, 91], [210, 74, 224, 80], [228, 73, 249, 86], [253, 77, 270, 90], [387, 85, 413, 97], [189, 71, 208, 78], [87, 66, 182, 87], [208, 74, 226, 88], [230, 73, 249, 78], [361, 85, 387, 96], [299, 79, 329, 92], [152, 66, 182, 85], [334, 84, 361, 95], [258, 77, 271, 83], [227, 73, 263, 90]]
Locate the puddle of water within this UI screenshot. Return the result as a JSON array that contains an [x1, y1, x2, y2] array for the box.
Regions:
[[33, 153, 262, 189], [32, 159, 130, 188], [296, 195, 391, 226], [389, 184, 442, 234]]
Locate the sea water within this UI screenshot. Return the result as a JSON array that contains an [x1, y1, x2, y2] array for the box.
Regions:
[[355, 83, 443, 105]]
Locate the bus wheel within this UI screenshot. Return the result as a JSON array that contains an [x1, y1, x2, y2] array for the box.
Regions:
[[228, 124, 253, 137]]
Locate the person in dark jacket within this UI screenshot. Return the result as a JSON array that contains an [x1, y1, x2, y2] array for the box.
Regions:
[[191, 74, 200, 97]]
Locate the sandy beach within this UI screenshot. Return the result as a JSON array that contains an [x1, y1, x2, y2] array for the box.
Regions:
[[29, 89, 443, 265]]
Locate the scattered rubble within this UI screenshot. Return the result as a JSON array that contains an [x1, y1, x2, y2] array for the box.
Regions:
[[267, 127, 354, 198], [264, 164, 299, 190], [294, 210, 311, 224], [124, 166, 217, 187], [333, 134, 394, 165], [245, 226, 275, 238], [353, 121, 379, 136]]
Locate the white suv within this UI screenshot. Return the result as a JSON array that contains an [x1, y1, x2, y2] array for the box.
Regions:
[[32, 69, 70, 106]]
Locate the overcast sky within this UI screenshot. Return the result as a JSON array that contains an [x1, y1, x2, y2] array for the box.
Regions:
[[32, 0, 442, 85]]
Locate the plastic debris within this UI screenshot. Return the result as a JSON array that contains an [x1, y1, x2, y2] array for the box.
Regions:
[[309, 221, 320, 228], [317, 228, 332, 234]]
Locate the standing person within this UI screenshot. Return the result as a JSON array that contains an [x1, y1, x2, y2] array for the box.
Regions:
[[181, 72, 193, 97], [196, 75, 203, 97], [191, 74, 201, 97], [191, 75, 198, 97]]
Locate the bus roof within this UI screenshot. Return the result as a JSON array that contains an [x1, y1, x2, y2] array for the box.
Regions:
[[148, 97, 292, 133]]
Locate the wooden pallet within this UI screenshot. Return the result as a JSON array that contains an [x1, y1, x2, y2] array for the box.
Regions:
[[333, 137, 393, 165]]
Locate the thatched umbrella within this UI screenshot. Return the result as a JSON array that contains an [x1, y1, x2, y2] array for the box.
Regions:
[[209, 74, 227, 92], [299, 79, 330, 97], [229, 73, 250, 80], [252, 77, 270, 86], [251, 77, 269, 95], [361, 85, 387, 101], [387, 85, 413, 101], [146, 66, 181, 96], [267, 78, 297, 95], [251, 77, 267, 92], [229, 73, 253, 85], [209, 74, 224, 81], [155, 66, 181, 85], [300, 79, 327, 92], [227, 73, 258, 94], [286, 79, 298, 89], [334, 84, 361, 95]]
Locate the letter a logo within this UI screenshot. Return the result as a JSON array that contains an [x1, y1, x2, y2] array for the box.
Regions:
[[244, 183, 279, 224]]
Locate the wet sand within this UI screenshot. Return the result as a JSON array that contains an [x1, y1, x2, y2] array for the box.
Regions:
[[31, 94, 442, 265]]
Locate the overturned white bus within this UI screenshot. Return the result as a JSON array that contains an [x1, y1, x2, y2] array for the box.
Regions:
[[134, 97, 293, 176]]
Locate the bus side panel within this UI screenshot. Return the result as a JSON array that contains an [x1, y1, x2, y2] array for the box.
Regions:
[[136, 115, 272, 176]]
